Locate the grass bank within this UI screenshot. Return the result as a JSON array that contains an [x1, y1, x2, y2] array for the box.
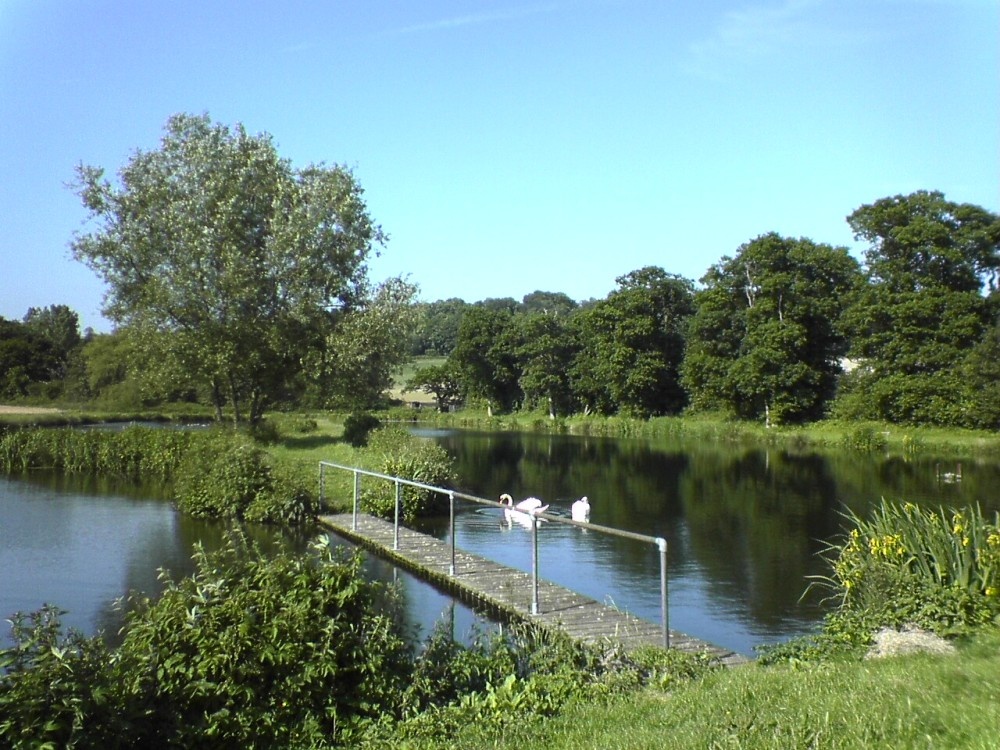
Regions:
[[383, 407, 1000, 457], [401, 629, 999, 750]]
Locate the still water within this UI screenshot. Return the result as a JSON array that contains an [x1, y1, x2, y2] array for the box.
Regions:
[[411, 428, 998, 655], [0, 472, 483, 649], [3, 430, 996, 657]]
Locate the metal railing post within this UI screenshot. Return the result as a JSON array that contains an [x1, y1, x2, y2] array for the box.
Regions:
[[531, 516, 540, 615], [352, 470, 360, 531], [657, 537, 669, 649], [393, 480, 401, 550], [319, 463, 325, 507], [449, 491, 456, 576]]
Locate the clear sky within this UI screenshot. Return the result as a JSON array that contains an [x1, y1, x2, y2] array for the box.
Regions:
[[2, 0, 997, 333]]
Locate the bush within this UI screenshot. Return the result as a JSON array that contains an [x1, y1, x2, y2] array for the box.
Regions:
[[842, 424, 888, 452], [359, 427, 456, 522], [762, 499, 1000, 665], [342, 412, 382, 447], [1, 535, 416, 747], [174, 432, 316, 524]]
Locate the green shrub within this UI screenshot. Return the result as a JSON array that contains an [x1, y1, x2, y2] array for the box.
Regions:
[[342, 412, 382, 447], [174, 432, 316, 524], [1, 535, 416, 747], [842, 424, 888, 452], [359, 427, 456, 522], [0, 606, 115, 749], [763, 499, 1000, 665]]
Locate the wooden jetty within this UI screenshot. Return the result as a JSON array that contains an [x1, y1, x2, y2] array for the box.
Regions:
[[319, 512, 748, 667]]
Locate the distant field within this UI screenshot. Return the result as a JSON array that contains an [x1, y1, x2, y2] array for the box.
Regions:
[[389, 355, 446, 404]]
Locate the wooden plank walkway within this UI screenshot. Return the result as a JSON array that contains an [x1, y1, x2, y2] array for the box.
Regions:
[[319, 513, 748, 666]]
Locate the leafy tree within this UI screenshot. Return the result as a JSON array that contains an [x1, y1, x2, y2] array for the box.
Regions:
[[515, 312, 578, 418], [451, 306, 521, 414], [682, 234, 861, 424], [70, 113, 384, 425], [405, 360, 464, 411], [309, 277, 419, 410], [22, 304, 81, 378], [0, 317, 55, 398], [570, 267, 693, 417], [837, 191, 1000, 425], [520, 290, 577, 316], [960, 318, 1000, 429], [411, 297, 469, 356]]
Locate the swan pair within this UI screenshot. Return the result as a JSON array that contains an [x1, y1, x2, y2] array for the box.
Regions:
[[499, 493, 548, 528], [499, 493, 592, 526]]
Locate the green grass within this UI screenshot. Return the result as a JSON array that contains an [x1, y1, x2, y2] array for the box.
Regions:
[[385, 408, 1000, 457], [390, 629, 1000, 749]]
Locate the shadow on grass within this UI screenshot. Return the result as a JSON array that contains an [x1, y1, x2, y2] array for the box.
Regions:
[[282, 434, 343, 450]]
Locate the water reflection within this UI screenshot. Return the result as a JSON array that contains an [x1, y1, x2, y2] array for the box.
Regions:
[[1, 473, 488, 650], [416, 429, 999, 655]]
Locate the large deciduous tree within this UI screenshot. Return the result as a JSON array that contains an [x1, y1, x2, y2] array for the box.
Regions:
[[71, 113, 384, 424], [836, 191, 1000, 425], [450, 306, 521, 415], [515, 312, 578, 418], [570, 267, 693, 418], [682, 234, 861, 425]]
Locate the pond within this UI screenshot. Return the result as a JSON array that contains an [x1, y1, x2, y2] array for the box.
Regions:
[[408, 428, 998, 655], [0, 472, 485, 649], [3, 428, 995, 658]]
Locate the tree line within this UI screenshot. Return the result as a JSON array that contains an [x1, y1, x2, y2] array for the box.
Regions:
[[2, 113, 998, 429], [409, 191, 1000, 429]]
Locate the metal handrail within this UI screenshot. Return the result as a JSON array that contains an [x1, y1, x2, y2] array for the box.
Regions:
[[318, 460, 670, 648]]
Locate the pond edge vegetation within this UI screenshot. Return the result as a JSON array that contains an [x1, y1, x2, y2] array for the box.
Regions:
[[2, 413, 999, 746]]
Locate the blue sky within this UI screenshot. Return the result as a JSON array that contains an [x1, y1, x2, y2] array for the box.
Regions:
[[2, 0, 996, 333]]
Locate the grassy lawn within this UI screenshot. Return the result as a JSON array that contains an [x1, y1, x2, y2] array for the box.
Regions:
[[394, 629, 1000, 749]]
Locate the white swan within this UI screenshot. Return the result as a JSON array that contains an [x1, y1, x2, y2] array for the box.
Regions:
[[499, 493, 549, 528], [571, 496, 591, 522]]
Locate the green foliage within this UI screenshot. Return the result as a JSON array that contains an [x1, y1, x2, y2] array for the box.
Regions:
[[0, 316, 60, 399], [840, 191, 1000, 426], [0, 605, 114, 749], [0, 535, 416, 747], [682, 233, 861, 425], [359, 427, 456, 522], [112, 534, 412, 746], [515, 312, 578, 418], [841, 424, 888, 452], [71, 112, 384, 425], [570, 267, 693, 418], [451, 306, 522, 414], [174, 431, 315, 524], [404, 360, 464, 412], [762, 499, 1000, 665], [312, 277, 420, 411], [342, 412, 382, 447], [826, 501, 1000, 619], [0, 425, 191, 480]]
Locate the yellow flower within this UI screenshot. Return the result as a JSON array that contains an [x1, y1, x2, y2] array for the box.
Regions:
[[986, 586, 999, 598]]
